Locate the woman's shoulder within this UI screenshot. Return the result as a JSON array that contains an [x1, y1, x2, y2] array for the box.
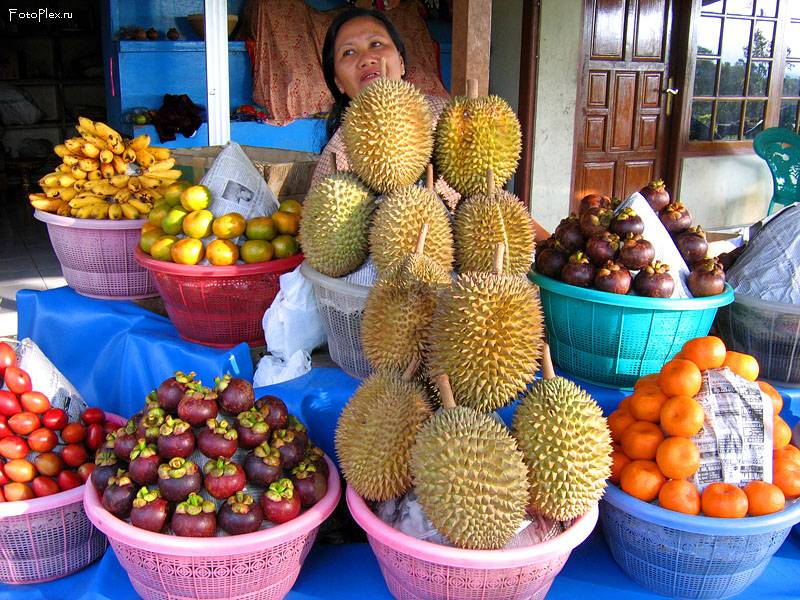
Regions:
[[425, 94, 450, 117]]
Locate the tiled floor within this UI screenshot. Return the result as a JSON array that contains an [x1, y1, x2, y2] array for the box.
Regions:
[[0, 199, 67, 336]]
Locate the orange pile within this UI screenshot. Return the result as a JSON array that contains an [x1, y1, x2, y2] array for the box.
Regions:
[[609, 335, 799, 517]]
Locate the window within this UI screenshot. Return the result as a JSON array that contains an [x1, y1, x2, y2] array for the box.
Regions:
[[779, 5, 800, 132]]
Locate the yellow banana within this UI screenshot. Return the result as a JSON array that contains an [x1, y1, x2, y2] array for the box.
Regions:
[[147, 158, 176, 172], [114, 188, 132, 203], [57, 203, 71, 217], [69, 195, 104, 209], [120, 203, 140, 220], [43, 187, 61, 198], [78, 117, 98, 136], [59, 187, 77, 201], [128, 198, 152, 214], [82, 143, 100, 158], [58, 174, 77, 187], [73, 180, 87, 191], [123, 146, 137, 163], [87, 169, 102, 181], [39, 172, 61, 187], [28, 194, 63, 212], [79, 158, 99, 172], [148, 189, 163, 201], [91, 202, 110, 219], [149, 147, 171, 160], [79, 133, 109, 150], [110, 174, 130, 188], [93, 182, 123, 196], [57, 163, 72, 173], [128, 177, 142, 192], [110, 139, 126, 155], [62, 155, 79, 167], [70, 167, 88, 180], [148, 169, 182, 181], [99, 149, 114, 164], [100, 163, 116, 179], [129, 134, 150, 151], [76, 205, 96, 219], [108, 203, 123, 220], [53, 144, 70, 157], [112, 155, 128, 174], [64, 138, 83, 153], [135, 149, 155, 168], [137, 175, 161, 189], [94, 121, 122, 143]]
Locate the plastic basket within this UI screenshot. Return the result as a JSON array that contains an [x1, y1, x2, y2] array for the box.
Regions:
[[34, 210, 156, 300], [135, 247, 304, 348], [529, 271, 734, 389], [0, 413, 123, 584], [300, 262, 372, 380], [715, 293, 800, 386], [601, 484, 800, 599], [84, 456, 341, 600], [346, 485, 598, 600]]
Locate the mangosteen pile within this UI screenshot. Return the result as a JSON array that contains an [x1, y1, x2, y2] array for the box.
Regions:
[[93, 371, 328, 536]]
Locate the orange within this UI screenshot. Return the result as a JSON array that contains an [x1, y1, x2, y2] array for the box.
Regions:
[[744, 480, 785, 516], [774, 417, 792, 449], [607, 408, 636, 443], [634, 373, 660, 391], [758, 381, 783, 415], [722, 351, 759, 381], [655, 437, 700, 479], [620, 460, 665, 502], [701, 482, 749, 518], [680, 336, 727, 371], [773, 457, 800, 498], [629, 387, 669, 423], [658, 479, 701, 515], [660, 395, 705, 437], [774, 445, 800, 465], [618, 395, 632, 412], [621, 421, 665, 460], [610, 450, 631, 485], [658, 359, 703, 397]]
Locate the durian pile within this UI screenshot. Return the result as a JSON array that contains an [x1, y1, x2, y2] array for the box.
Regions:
[[322, 67, 612, 551], [28, 117, 182, 220]]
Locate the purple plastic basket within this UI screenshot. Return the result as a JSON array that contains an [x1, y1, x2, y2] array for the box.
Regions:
[[34, 210, 156, 300]]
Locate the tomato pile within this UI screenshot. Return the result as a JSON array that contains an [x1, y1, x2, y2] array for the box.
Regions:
[[0, 342, 112, 501]]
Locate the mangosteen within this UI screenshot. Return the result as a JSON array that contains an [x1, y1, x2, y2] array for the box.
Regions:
[[578, 193, 611, 216], [157, 416, 195, 460], [634, 261, 675, 298], [286, 415, 308, 449], [561, 252, 595, 288], [244, 442, 283, 487], [554, 214, 585, 252], [687, 258, 726, 297], [271, 429, 304, 469], [640, 179, 670, 212], [585, 231, 621, 267], [197, 418, 238, 459], [167, 28, 180, 41], [303, 445, 329, 478], [133, 28, 147, 41], [128, 439, 161, 486], [158, 457, 202, 502], [110, 420, 139, 463], [610, 208, 644, 238], [534, 239, 569, 280], [130, 487, 169, 533], [261, 478, 301, 524], [177, 383, 219, 427], [216, 375, 255, 415], [290, 461, 327, 508], [203, 458, 246, 500], [579, 207, 613, 239], [236, 408, 270, 450], [676, 226, 708, 265], [619, 234, 655, 271], [716, 245, 745, 272], [594, 261, 632, 295], [255, 395, 288, 431], [102, 470, 136, 519], [157, 371, 195, 414], [218, 492, 264, 535], [137, 406, 166, 443], [171, 493, 217, 537], [91, 450, 119, 494], [146, 28, 159, 40], [659, 201, 692, 235]]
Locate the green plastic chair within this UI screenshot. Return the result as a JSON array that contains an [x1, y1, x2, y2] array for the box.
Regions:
[[753, 127, 800, 214]]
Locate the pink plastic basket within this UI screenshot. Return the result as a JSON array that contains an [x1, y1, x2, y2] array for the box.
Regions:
[[134, 247, 304, 348], [346, 486, 598, 600], [84, 456, 341, 600], [34, 210, 157, 300], [0, 413, 124, 584]]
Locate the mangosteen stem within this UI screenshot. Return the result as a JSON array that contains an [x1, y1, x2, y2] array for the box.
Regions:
[[434, 374, 457, 410], [541, 343, 556, 381], [493, 242, 505, 275], [466, 78, 478, 99], [486, 169, 495, 197], [380, 57, 387, 79], [401, 355, 422, 383], [414, 224, 429, 256], [426, 164, 434, 192]]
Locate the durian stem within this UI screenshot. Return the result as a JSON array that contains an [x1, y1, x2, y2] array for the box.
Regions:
[[466, 78, 478, 99], [541, 343, 556, 381], [426, 164, 434, 191], [486, 169, 495, 197], [493, 243, 505, 275], [433, 374, 457, 410], [414, 224, 429, 255], [380, 57, 387, 78], [401, 355, 422, 382]]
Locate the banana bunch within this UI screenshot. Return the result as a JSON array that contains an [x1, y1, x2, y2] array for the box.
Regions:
[[31, 117, 181, 219]]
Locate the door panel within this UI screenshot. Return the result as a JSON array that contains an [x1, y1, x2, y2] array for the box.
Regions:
[[592, 0, 627, 59]]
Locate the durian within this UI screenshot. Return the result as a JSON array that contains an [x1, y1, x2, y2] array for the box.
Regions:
[[513, 345, 613, 521], [362, 224, 451, 372], [427, 244, 543, 412], [342, 65, 433, 194], [300, 172, 375, 277], [336, 362, 432, 501], [435, 80, 522, 196], [411, 374, 529, 550], [454, 171, 535, 277]]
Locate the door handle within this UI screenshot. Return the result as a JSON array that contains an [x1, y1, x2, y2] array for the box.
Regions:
[[663, 77, 679, 116]]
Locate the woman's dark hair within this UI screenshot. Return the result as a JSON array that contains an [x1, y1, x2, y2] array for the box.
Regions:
[[322, 8, 407, 139]]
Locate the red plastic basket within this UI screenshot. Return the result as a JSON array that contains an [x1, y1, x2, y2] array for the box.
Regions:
[[84, 456, 341, 600], [34, 210, 156, 300], [134, 247, 304, 347]]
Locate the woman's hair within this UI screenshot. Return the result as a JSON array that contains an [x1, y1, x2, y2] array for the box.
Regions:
[[322, 8, 407, 139]]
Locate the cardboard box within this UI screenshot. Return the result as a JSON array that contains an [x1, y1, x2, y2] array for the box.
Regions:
[[170, 145, 319, 199]]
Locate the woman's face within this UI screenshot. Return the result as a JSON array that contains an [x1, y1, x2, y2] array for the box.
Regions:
[[333, 16, 405, 99]]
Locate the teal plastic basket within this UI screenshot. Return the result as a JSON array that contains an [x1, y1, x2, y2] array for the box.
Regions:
[[529, 271, 734, 389]]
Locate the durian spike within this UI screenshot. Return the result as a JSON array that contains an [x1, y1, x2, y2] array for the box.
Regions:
[[414, 223, 429, 255], [380, 57, 387, 78], [466, 78, 478, 99], [541, 342, 556, 381], [426, 164, 434, 191], [486, 169, 495, 197], [493, 242, 505, 275], [434, 374, 457, 410], [401, 355, 423, 382]]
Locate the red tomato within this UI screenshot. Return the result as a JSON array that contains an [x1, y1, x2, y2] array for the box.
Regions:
[[34, 452, 64, 477], [57, 470, 82, 491], [0, 416, 10, 440], [60, 444, 88, 468], [42, 408, 68, 431], [0, 391, 21, 417], [77, 462, 95, 482], [4, 482, 34, 501], [0, 463, 8, 485], [61, 423, 86, 444], [103, 421, 118, 436], [0, 342, 15, 374], [4, 367, 31, 395], [4, 459, 35, 483], [0, 436, 29, 460], [31, 475, 60, 498], [19, 391, 50, 415], [81, 408, 105, 425], [85, 423, 104, 452], [28, 427, 58, 453], [8, 411, 39, 436]]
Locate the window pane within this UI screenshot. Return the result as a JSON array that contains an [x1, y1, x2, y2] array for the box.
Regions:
[[690, 101, 714, 140], [727, 0, 755, 15], [698, 16, 723, 55], [789, 2, 800, 19], [695, 59, 718, 95], [788, 24, 800, 59], [748, 61, 771, 95], [784, 62, 800, 96], [779, 100, 799, 131], [755, 0, 777, 17], [744, 100, 766, 138], [752, 21, 774, 57], [702, 0, 724, 13], [715, 101, 743, 140], [719, 20, 751, 95]]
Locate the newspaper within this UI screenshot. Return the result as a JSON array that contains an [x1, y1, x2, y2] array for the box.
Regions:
[[691, 367, 772, 491], [200, 142, 279, 221]]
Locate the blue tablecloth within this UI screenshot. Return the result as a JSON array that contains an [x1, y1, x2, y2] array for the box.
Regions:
[[3, 287, 799, 600]]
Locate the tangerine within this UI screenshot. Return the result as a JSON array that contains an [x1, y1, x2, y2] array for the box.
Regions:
[[722, 351, 759, 381], [660, 395, 705, 437], [610, 450, 631, 485], [773, 457, 800, 498], [658, 359, 703, 397], [634, 373, 660, 390], [620, 460, 665, 502], [656, 437, 700, 479], [679, 336, 727, 371], [658, 479, 701, 515], [774, 417, 792, 449], [618, 396, 632, 412], [774, 445, 800, 465], [621, 421, 665, 460], [701, 482, 748, 518], [607, 408, 636, 443], [758, 381, 783, 415], [743, 480, 785, 516], [629, 387, 669, 423]]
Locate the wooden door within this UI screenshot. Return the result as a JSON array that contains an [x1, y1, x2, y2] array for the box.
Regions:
[[572, 0, 674, 210]]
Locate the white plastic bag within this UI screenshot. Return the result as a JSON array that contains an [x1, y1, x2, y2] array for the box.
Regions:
[[252, 350, 311, 387], [263, 265, 327, 360]]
